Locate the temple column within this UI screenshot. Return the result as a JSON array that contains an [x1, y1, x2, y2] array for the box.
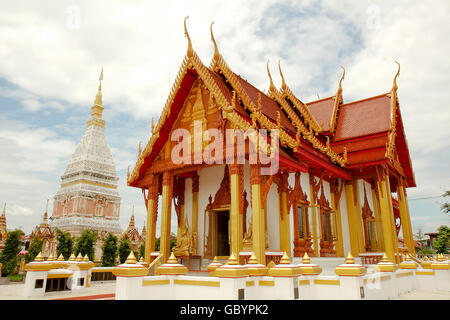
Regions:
[[191, 174, 199, 255], [398, 182, 414, 255], [229, 164, 243, 256], [353, 181, 366, 253], [174, 178, 185, 244], [145, 174, 159, 263], [384, 173, 400, 262], [371, 185, 385, 252], [330, 179, 344, 257], [250, 164, 265, 264], [344, 182, 361, 257], [375, 168, 399, 263], [278, 172, 291, 255], [160, 171, 173, 263], [308, 174, 319, 257]]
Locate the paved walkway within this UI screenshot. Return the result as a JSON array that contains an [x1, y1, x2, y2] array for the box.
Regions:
[[0, 281, 449, 300]]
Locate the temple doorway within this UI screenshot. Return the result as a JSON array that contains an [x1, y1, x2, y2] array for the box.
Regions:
[[215, 210, 230, 257]]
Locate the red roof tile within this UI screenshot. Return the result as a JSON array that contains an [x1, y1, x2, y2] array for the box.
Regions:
[[306, 96, 336, 132], [334, 94, 391, 141]]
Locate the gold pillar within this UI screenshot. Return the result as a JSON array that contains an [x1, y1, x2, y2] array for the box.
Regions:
[[191, 174, 199, 255], [330, 180, 344, 257], [400, 185, 415, 256], [278, 172, 291, 255], [352, 180, 366, 253], [160, 171, 172, 263], [250, 164, 265, 264], [308, 174, 319, 257], [145, 175, 159, 263], [229, 164, 242, 256], [371, 186, 385, 252], [375, 169, 398, 263], [384, 174, 400, 262], [344, 182, 361, 257]]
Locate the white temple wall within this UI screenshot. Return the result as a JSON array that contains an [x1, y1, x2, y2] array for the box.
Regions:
[[197, 164, 226, 256], [266, 182, 280, 251], [338, 186, 351, 256]]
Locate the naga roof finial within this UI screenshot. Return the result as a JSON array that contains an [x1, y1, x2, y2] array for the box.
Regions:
[[210, 21, 220, 62], [184, 16, 193, 58], [393, 60, 400, 92], [266, 60, 275, 93], [278, 60, 287, 91], [338, 66, 345, 94]]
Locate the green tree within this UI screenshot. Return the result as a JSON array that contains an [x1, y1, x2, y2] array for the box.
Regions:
[[0, 229, 24, 277], [433, 225, 450, 254], [139, 244, 145, 260], [25, 236, 43, 263], [101, 233, 118, 267], [55, 229, 73, 260], [118, 237, 132, 264], [441, 191, 450, 214], [74, 230, 97, 261]]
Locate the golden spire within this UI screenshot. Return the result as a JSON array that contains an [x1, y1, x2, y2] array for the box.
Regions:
[[69, 253, 76, 261], [92, 68, 104, 119], [167, 252, 178, 264], [266, 60, 275, 93], [302, 252, 311, 264], [57, 254, 64, 261], [34, 252, 44, 262], [280, 252, 291, 264], [226, 252, 239, 265], [47, 254, 55, 261], [184, 16, 193, 58], [278, 60, 287, 91], [125, 251, 137, 264], [76, 252, 83, 261], [392, 60, 400, 92], [83, 254, 89, 262], [129, 205, 135, 228], [345, 252, 354, 264], [210, 21, 220, 62], [381, 253, 390, 263]]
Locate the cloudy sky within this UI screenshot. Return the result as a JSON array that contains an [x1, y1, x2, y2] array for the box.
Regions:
[[0, 0, 448, 237]]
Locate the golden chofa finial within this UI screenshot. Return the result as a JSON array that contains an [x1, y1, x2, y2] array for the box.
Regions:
[[393, 60, 400, 92], [210, 21, 220, 62], [151, 118, 155, 135], [184, 16, 193, 58], [278, 60, 287, 91], [337, 66, 345, 94], [266, 60, 275, 93]]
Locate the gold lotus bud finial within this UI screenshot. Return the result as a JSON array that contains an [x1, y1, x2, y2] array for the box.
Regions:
[[47, 254, 55, 261], [381, 253, 390, 263], [125, 251, 137, 264], [302, 252, 311, 264], [266, 60, 275, 93], [83, 254, 89, 262], [248, 253, 258, 265], [278, 60, 287, 91], [57, 254, 64, 261], [76, 253, 83, 262], [280, 252, 291, 264], [393, 60, 400, 92], [405, 254, 411, 262], [345, 252, 355, 264], [184, 16, 193, 58], [226, 252, 239, 265], [167, 252, 179, 264], [212, 256, 220, 264], [34, 252, 44, 262], [69, 253, 76, 261], [423, 256, 428, 261], [139, 256, 144, 263], [210, 21, 220, 62]]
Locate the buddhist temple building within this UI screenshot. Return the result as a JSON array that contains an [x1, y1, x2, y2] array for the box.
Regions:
[[50, 70, 122, 258], [0, 203, 7, 252], [121, 206, 145, 253], [127, 19, 416, 266], [29, 200, 56, 258]]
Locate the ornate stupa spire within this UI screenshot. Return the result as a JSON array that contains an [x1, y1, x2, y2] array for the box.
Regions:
[[129, 205, 135, 228], [40, 199, 49, 226], [91, 68, 104, 119]]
